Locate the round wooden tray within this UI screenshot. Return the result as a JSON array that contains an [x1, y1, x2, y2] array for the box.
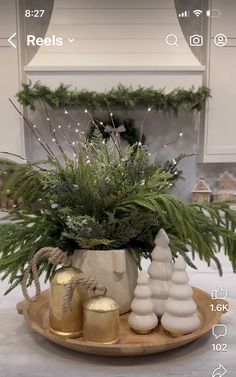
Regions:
[[17, 288, 225, 357]]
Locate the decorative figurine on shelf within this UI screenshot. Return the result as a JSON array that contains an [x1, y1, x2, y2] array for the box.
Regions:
[[128, 271, 158, 334], [191, 176, 212, 203], [213, 171, 236, 202], [148, 229, 173, 317], [161, 255, 201, 336]]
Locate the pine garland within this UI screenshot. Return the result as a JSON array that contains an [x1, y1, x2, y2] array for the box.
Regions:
[[17, 81, 211, 113]]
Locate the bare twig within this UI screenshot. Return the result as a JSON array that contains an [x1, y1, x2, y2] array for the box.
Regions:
[[0, 151, 27, 162], [152, 133, 182, 154], [138, 106, 152, 145], [9, 99, 55, 158], [55, 122, 77, 155], [42, 100, 65, 157], [63, 108, 83, 144], [104, 100, 122, 157]]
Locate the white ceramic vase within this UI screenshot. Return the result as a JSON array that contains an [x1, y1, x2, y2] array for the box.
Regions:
[[72, 249, 138, 314]]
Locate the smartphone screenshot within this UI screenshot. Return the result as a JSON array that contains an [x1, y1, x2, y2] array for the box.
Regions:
[[0, 1, 235, 376]]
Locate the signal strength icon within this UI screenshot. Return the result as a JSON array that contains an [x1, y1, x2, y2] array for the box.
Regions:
[[178, 10, 189, 18], [193, 9, 203, 17]]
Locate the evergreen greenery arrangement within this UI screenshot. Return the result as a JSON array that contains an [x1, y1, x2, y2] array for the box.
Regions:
[[0, 85, 235, 295], [17, 82, 211, 113], [0, 126, 236, 295]]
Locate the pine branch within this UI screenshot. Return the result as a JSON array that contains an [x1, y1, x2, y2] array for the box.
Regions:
[[1, 128, 236, 293]]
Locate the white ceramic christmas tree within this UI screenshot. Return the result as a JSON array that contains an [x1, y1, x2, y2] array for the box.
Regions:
[[161, 255, 201, 335], [148, 229, 173, 317], [128, 271, 158, 334]]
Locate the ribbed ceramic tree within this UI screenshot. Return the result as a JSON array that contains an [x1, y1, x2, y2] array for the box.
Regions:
[[128, 271, 158, 334], [148, 228, 173, 317], [161, 255, 201, 335]]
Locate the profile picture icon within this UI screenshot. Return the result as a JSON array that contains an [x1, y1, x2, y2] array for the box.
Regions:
[[214, 33, 227, 47]]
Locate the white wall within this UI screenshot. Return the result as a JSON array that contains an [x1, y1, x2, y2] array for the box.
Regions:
[[0, 0, 24, 158]]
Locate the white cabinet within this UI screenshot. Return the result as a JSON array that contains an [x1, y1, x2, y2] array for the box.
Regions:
[[0, 0, 17, 36], [0, 46, 24, 156], [203, 1, 236, 162], [0, 0, 24, 157]]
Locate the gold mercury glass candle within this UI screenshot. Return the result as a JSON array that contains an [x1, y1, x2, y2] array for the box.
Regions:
[[83, 296, 119, 344], [49, 267, 83, 338]]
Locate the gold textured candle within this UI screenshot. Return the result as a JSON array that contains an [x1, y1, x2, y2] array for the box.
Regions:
[[83, 296, 119, 344]]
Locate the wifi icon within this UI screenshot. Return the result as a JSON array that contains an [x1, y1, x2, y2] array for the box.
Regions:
[[193, 9, 203, 17]]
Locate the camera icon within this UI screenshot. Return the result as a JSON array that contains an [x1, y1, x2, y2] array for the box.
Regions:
[[189, 34, 203, 46]]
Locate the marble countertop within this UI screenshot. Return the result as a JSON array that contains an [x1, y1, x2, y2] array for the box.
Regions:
[[0, 270, 235, 377]]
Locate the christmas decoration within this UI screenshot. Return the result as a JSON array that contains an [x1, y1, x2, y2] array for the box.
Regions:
[[51, 269, 106, 338], [213, 171, 236, 202], [17, 285, 223, 356], [50, 266, 84, 338], [20, 246, 107, 338], [88, 116, 146, 146], [148, 229, 173, 317], [83, 295, 120, 344], [1, 93, 236, 297], [17, 82, 211, 113], [128, 271, 158, 334], [191, 176, 212, 203], [20, 246, 85, 338], [161, 255, 201, 336]]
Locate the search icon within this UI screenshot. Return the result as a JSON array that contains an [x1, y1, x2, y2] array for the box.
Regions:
[[166, 34, 178, 46]]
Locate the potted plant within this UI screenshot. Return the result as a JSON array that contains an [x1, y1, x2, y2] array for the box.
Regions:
[[0, 95, 236, 313]]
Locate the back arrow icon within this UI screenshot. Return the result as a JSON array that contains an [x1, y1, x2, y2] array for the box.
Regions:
[[8, 32, 17, 48], [212, 364, 227, 377]]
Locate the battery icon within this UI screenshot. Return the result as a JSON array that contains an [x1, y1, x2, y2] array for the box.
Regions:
[[206, 9, 221, 17]]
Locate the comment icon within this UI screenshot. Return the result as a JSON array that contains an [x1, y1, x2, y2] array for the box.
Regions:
[[212, 324, 227, 340]]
